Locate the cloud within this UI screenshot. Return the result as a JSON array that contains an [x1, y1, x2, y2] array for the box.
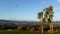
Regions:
[[53, 7, 59, 12], [41, 0, 50, 5], [41, 0, 46, 4], [53, 17, 60, 21], [42, 1, 46, 4], [53, 8, 57, 11], [57, 0, 60, 2]]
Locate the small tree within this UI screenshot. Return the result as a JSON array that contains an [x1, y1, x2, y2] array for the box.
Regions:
[[17, 25, 23, 31], [27, 26, 30, 31], [29, 27, 35, 32]]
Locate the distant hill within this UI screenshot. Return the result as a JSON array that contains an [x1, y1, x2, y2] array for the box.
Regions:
[[0, 20, 40, 25], [0, 19, 60, 26]]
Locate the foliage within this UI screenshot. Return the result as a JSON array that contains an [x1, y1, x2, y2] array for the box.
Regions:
[[17, 26, 23, 31], [37, 6, 54, 33], [0, 25, 17, 30], [29, 27, 35, 32], [0, 28, 60, 34], [37, 12, 43, 19]]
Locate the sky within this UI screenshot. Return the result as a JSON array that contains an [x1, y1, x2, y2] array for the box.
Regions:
[[0, 0, 60, 21]]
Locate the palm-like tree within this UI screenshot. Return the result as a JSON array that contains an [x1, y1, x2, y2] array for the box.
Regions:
[[44, 6, 54, 32], [37, 12, 44, 33], [37, 6, 54, 33]]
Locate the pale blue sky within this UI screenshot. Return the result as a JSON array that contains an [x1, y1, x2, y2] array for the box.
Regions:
[[0, 0, 60, 21]]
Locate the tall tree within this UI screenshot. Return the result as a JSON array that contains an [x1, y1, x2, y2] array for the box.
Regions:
[[37, 12, 45, 33], [44, 6, 54, 32], [37, 6, 54, 33]]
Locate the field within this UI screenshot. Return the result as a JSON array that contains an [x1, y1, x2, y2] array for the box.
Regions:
[[0, 28, 60, 34], [0, 30, 40, 34]]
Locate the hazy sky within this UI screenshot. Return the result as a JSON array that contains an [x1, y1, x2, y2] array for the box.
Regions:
[[0, 0, 60, 21]]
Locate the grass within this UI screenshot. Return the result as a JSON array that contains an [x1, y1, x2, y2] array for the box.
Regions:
[[0, 28, 60, 34], [0, 30, 40, 34]]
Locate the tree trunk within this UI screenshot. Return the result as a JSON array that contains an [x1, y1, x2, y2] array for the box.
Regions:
[[49, 22, 53, 32]]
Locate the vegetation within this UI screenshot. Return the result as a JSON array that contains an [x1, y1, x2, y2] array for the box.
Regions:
[[37, 6, 54, 33], [0, 6, 59, 34], [0, 28, 59, 34], [0, 30, 40, 34]]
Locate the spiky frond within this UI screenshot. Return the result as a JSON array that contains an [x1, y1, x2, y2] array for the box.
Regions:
[[37, 12, 43, 19]]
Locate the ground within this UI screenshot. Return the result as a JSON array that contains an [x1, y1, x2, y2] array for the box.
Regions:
[[0, 28, 60, 34]]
